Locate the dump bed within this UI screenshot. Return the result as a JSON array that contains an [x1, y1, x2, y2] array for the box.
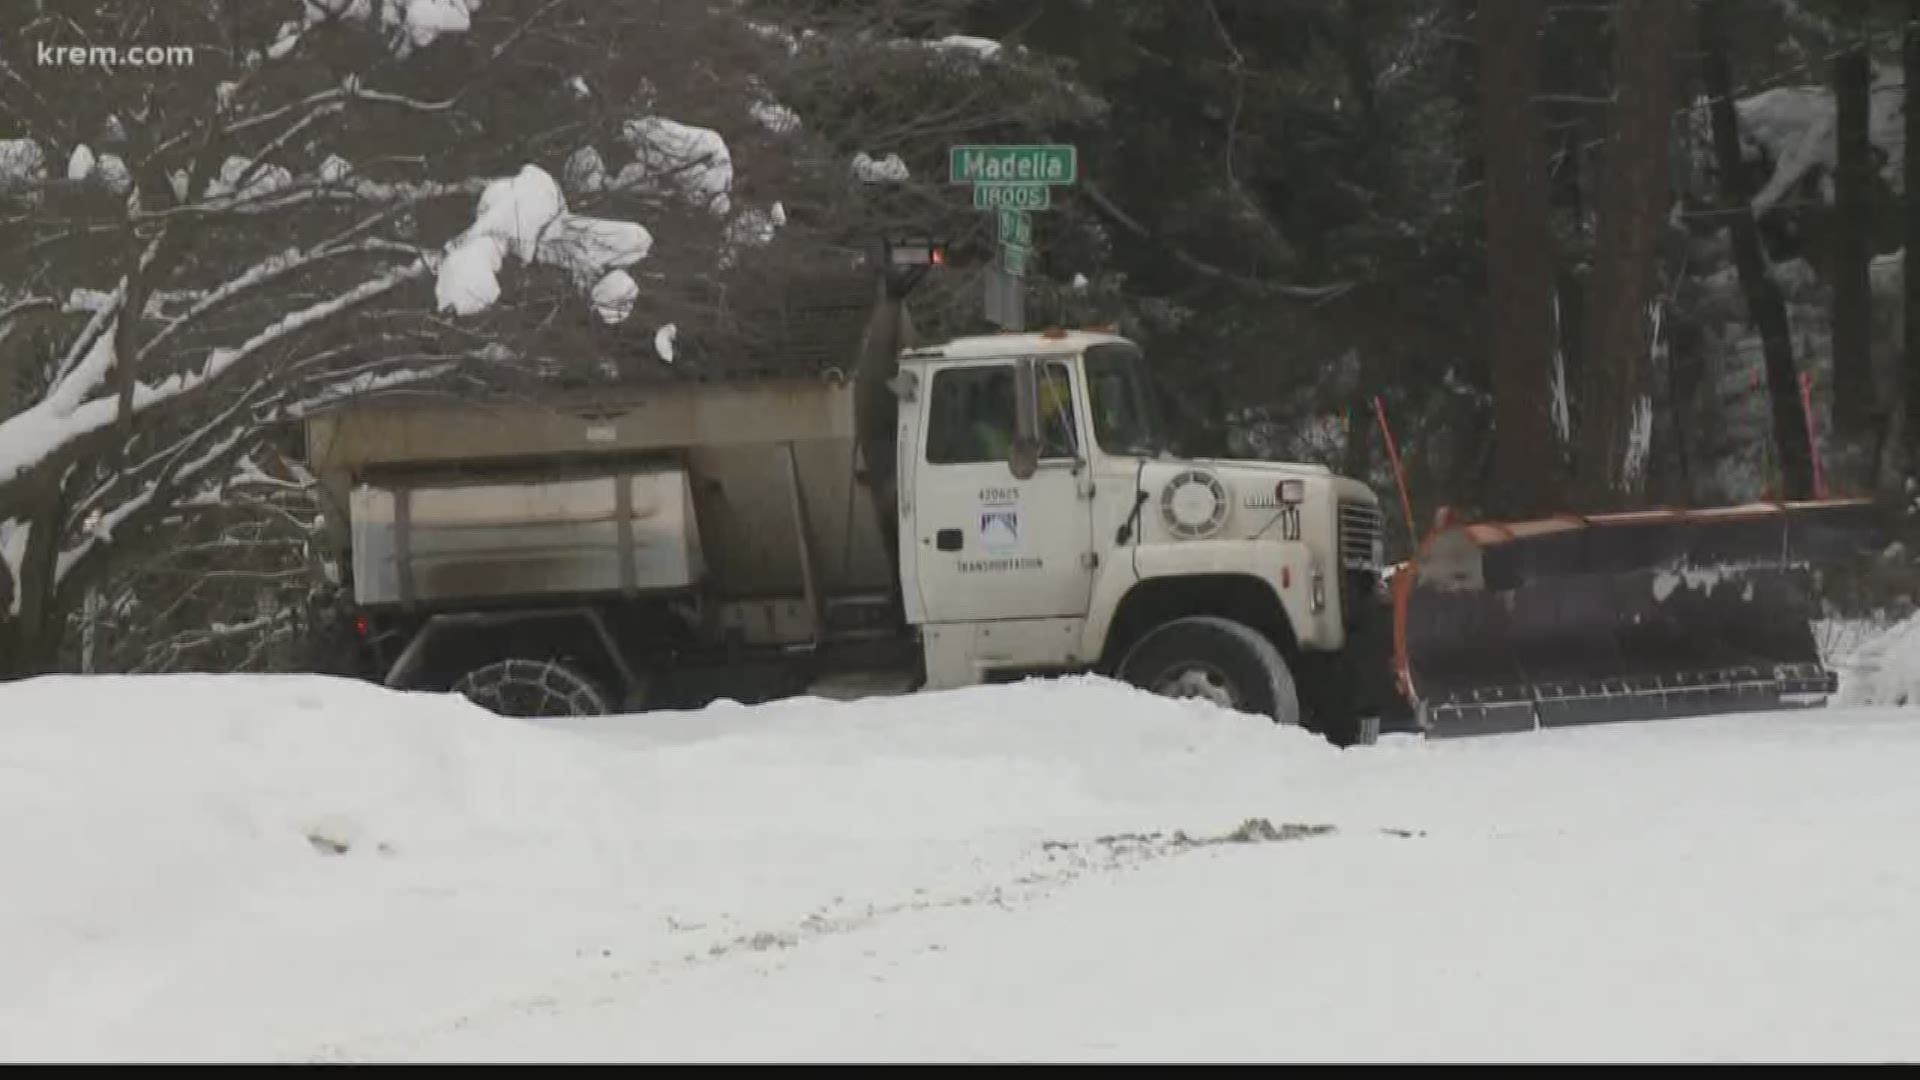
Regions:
[[304, 377, 894, 610], [348, 469, 706, 606]]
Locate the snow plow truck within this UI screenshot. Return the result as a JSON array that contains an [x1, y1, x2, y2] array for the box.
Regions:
[[302, 244, 1883, 744]]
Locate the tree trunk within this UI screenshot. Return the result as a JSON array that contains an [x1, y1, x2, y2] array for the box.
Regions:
[[1476, 0, 1560, 516], [1832, 4, 1875, 491], [1905, 0, 1920, 484], [1697, 0, 1814, 501], [1579, 0, 1681, 510]]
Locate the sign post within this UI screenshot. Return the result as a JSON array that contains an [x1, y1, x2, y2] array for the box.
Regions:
[[950, 144, 1077, 330]]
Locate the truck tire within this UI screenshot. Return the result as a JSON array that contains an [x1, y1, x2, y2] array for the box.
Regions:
[[1117, 615, 1302, 726], [451, 658, 613, 720]]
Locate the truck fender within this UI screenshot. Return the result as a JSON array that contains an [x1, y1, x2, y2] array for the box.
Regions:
[[1083, 540, 1333, 665]]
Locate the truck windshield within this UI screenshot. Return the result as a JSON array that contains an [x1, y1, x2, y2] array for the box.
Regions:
[[1084, 343, 1168, 457]]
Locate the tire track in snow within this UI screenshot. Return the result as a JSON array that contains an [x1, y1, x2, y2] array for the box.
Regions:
[[308, 819, 1420, 1060]]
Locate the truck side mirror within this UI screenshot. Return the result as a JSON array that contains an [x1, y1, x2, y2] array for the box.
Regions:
[[1009, 359, 1041, 480], [885, 370, 918, 402]]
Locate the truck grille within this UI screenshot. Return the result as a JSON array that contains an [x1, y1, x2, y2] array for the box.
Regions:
[[1338, 500, 1383, 571]]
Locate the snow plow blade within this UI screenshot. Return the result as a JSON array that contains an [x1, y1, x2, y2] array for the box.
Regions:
[[1394, 499, 1886, 738]]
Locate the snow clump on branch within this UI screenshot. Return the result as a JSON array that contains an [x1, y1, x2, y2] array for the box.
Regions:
[[928, 35, 1003, 60], [592, 272, 639, 325], [745, 21, 807, 55], [749, 100, 801, 134], [270, 0, 480, 60], [852, 152, 910, 182], [1688, 64, 1907, 215], [616, 118, 734, 215], [434, 164, 653, 319], [0, 139, 46, 198], [205, 156, 295, 201], [63, 145, 132, 196]]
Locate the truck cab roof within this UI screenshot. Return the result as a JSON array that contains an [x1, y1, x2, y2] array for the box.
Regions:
[[900, 329, 1131, 365]]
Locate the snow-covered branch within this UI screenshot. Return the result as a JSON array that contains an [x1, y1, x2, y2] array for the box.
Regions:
[[135, 239, 421, 367], [54, 423, 253, 588], [47, 285, 124, 391], [0, 295, 58, 329], [0, 263, 426, 489], [128, 607, 300, 675]]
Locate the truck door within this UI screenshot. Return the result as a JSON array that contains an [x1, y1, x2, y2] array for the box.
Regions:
[[909, 358, 1095, 623]]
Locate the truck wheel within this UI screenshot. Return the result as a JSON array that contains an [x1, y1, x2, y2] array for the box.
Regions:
[[1118, 615, 1301, 726], [451, 658, 613, 719]]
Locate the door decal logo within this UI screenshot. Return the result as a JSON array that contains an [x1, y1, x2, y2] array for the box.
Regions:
[[980, 510, 1020, 554]]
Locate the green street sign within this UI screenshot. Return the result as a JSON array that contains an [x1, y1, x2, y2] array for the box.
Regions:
[[950, 144, 1077, 185], [996, 208, 1033, 247], [1003, 245, 1030, 277], [974, 183, 1051, 211]]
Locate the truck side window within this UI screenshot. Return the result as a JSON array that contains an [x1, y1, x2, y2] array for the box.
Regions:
[[926, 363, 1079, 464], [1036, 362, 1079, 458], [926, 365, 1014, 464]]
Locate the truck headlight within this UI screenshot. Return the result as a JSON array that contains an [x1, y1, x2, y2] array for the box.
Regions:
[[1278, 479, 1306, 504]]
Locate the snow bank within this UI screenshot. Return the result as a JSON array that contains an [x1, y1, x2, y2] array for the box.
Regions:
[[5, 673, 1919, 1061], [653, 323, 677, 361], [0, 674, 1331, 1059], [1828, 612, 1920, 707], [0, 675, 635, 1057]]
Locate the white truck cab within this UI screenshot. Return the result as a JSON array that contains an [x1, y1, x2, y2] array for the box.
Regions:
[[891, 329, 1388, 739]]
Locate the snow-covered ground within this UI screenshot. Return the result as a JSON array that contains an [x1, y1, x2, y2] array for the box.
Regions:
[[1827, 614, 1920, 709], [4, 665, 1919, 1062]]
